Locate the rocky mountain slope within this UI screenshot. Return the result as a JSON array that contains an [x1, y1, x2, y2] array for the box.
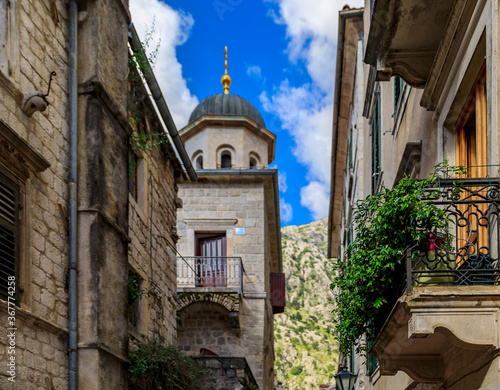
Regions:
[[275, 218, 338, 389]]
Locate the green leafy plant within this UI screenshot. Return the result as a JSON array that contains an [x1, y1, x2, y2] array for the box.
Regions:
[[331, 163, 467, 356], [128, 268, 160, 306], [129, 339, 210, 390], [128, 17, 161, 82]]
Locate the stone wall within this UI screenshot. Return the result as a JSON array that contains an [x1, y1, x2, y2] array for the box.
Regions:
[[127, 77, 181, 346], [0, 0, 181, 387], [197, 356, 259, 390], [178, 302, 240, 356], [177, 174, 277, 389], [0, 0, 71, 387]]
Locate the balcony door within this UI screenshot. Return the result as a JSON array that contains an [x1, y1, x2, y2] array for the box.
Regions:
[[195, 233, 226, 287], [455, 62, 487, 259]]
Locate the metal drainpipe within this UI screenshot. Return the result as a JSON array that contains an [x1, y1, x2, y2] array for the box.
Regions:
[[127, 23, 197, 182], [68, 1, 78, 389]]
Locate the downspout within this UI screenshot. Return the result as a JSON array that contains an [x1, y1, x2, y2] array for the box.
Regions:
[[68, 1, 78, 389], [128, 23, 197, 182]]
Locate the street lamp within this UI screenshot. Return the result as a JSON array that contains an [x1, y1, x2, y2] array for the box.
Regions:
[[334, 367, 357, 390]]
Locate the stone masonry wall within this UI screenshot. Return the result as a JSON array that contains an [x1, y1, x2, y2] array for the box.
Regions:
[[0, 0, 71, 387], [197, 356, 259, 390], [127, 77, 180, 346], [178, 302, 240, 356], [177, 176, 275, 389]]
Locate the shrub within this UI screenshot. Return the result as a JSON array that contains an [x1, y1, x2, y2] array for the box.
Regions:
[[129, 340, 210, 390], [289, 366, 303, 376]]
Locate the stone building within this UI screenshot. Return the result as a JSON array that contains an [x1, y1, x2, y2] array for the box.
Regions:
[[0, 1, 193, 388], [329, 1, 500, 390], [176, 63, 285, 390]]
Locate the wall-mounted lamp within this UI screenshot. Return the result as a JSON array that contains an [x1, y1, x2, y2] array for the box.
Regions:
[[21, 71, 56, 116]]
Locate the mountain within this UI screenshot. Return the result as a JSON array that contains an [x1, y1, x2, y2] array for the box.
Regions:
[[275, 218, 339, 389]]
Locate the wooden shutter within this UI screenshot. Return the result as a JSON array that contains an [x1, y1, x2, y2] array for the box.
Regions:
[[270, 272, 285, 314], [455, 62, 487, 258], [0, 173, 19, 299]]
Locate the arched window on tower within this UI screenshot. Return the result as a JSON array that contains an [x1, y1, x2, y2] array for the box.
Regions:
[[196, 155, 203, 169], [221, 153, 232, 169], [248, 152, 261, 169]]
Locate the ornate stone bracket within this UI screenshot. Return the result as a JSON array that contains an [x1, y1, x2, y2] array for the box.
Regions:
[[372, 292, 500, 387]]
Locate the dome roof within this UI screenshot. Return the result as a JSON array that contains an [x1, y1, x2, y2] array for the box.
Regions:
[[189, 94, 265, 127]]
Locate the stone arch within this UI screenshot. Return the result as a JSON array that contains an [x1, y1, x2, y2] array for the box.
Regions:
[[177, 292, 240, 313], [191, 150, 204, 169], [216, 144, 236, 169], [248, 151, 261, 168]]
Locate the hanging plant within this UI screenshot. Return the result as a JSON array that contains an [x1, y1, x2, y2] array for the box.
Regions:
[[331, 162, 466, 356]]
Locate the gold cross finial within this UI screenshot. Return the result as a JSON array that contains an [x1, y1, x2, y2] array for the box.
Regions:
[[221, 46, 231, 94]]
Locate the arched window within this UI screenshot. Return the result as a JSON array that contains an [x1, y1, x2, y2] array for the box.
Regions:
[[221, 153, 232, 169], [196, 155, 203, 169], [248, 152, 261, 169]]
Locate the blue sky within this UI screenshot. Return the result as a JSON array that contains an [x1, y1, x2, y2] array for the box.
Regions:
[[130, 0, 364, 227]]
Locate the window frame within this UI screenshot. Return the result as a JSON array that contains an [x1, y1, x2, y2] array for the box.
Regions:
[[0, 0, 18, 77], [371, 89, 382, 194]]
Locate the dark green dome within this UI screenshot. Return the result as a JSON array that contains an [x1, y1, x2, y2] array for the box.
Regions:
[[189, 94, 265, 127]]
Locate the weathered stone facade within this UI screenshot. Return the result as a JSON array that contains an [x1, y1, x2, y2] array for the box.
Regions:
[[177, 174, 279, 389], [176, 92, 283, 390], [127, 78, 181, 346], [0, 0, 72, 387], [0, 0, 186, 387], [329, 1, 500, 390], [197, 356, 260, 390]]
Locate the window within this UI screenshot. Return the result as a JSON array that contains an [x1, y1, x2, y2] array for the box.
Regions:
[[249, 152, 261, 169], [221, 153, 232, 169], [195, 233, 226, 287], [128, 151, 139, 201], [394, 77, 404, 115], [455, 62, 487, 252], [195, 155, 203, 169], [371, 90, 381, 194], [0, 172, 19, 301], [455, 62, 487, 177], [0, 0, 17, 77]]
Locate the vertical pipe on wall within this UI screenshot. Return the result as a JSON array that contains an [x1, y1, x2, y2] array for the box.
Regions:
[[68, 1, 78, 389]]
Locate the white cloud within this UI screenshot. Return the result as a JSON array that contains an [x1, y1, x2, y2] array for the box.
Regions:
[[262, 0, 363, 220], [300, 181, 330, 220], [130, 0, 199, 127], [247, 65, 263, 78], [278, 171, 288, 193], [280, 197, 293, 223]]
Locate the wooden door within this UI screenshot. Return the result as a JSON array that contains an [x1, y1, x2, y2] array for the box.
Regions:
[[455, 63, 487, 259]]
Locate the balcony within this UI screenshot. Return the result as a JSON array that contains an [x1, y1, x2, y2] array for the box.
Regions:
[[372, 178, 500, 387], [176, 256, 244, 330], [176, 256, 243, 294]]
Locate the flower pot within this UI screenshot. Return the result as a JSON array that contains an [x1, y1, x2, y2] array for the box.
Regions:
[[412, 250, 456, 286]]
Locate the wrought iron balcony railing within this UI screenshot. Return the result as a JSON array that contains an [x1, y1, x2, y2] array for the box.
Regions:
[[177, 257, 243, 293], [407, 178, 500, 290]]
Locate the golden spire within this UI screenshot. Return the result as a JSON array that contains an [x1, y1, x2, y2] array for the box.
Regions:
[[221, 46, 232, 94]]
